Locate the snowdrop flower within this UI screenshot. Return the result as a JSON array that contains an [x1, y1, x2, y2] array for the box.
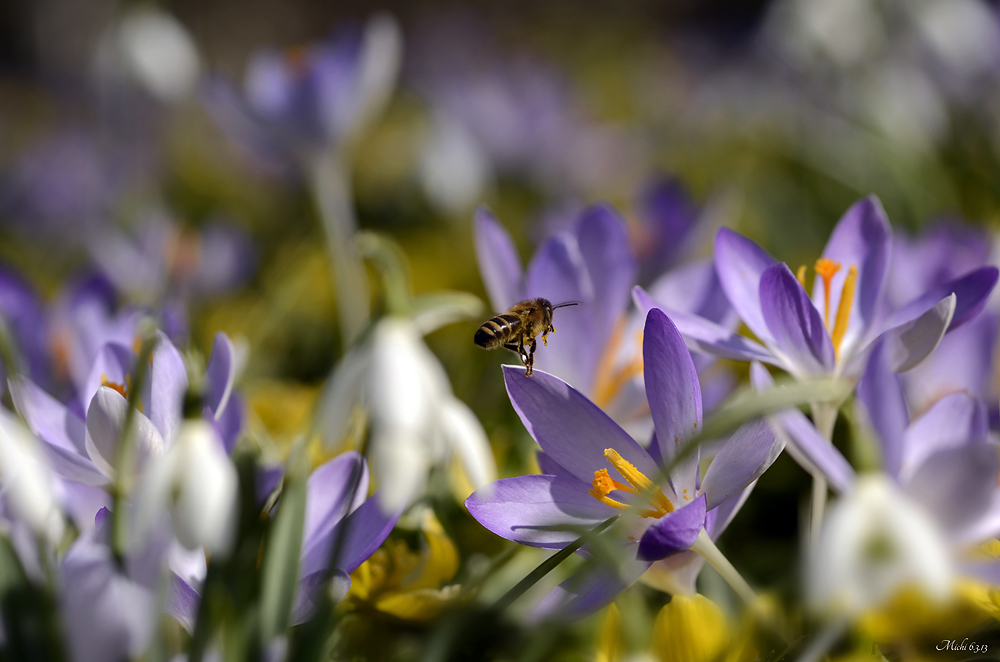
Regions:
[[321, 317, 496, 512], [137, 420, 238, 556], [0, 408, 63, 544]]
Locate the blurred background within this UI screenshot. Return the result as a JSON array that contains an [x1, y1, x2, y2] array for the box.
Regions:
[[3, 0, 1000, 657]]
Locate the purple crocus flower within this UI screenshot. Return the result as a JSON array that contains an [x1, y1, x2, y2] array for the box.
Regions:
[[202, 15, 401, 171], [884, 220, 999, 418], [475, 205, 734, 434], [636, 196, 999, 380], [466, 310, 782, 617], [168, 451, 400, 628]]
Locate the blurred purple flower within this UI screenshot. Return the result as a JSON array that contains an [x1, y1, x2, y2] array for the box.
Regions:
[[466, 310, 781, 617], [202, 15, 401, 172], [636, 196, 999, 381]]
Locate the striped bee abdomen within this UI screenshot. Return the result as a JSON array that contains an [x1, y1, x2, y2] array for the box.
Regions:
[[474, 313, 522, 349]]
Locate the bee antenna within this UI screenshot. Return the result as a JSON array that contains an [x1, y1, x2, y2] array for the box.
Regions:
[[552, 301, 581, 309]]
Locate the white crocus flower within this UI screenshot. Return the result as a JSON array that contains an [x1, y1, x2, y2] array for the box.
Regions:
[[137, 420, 238, 557], [808, 474, 953, 616], [0, 409, 64, 545], [321, 317, 496, 512]]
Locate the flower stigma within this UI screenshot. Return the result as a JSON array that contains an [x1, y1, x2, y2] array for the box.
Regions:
[[590, 448, 674, 518], [796, 259, 859, 361]]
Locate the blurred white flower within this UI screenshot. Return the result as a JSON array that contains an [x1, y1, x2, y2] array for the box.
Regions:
[[0, 409, 63, 545], [808, 474, 952, 616], [137, 420, 238, 557], [320, 317, 496, 512], [93, 7, 201, 104], [916, 0, 1000, 78], [419, 112, 492, 215]]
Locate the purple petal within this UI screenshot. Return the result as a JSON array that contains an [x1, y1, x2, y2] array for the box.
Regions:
[[205, 332, 236, 418], [257, 464, 284, 508], [700, 420, 782, 511], [502, 366, 660, 489], [886, 267, 999, 333], [634, 287, 776, 365], [534, 553, 651, 620], [291, 569, 351, 625], [303, 452, 370, 552], [960, 560, 1000, 585], [643, 309, 702, 494], [714, 227, 778, 343], [166, 574, 201, 631], [646, 259, 735, 328], [813, 196, 891, 349], [465, 475, 618, 549], [866, 294, 956, 375], [638, 493, 707, 561], [574, 205, 637, 363], [474, 207, 523, 312], [636, 177, 699, 282], [749, 363, 856, 493], [857, 341, 909, 479], [904, 443, 999, 533], [536, 451, 574, 478], [80, 343, 135, 414], [299, 494, 400, 577], [760, 264, 835, 375], [524, 234, 595, 391], [149, 332, 188, 444], [214, 392, 244, 454], [708, 482, 753, 540], [10, 377, 86, 453], [901, 392, 988, 481]]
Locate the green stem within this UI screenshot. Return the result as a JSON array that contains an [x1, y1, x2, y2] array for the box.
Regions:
[[491, 516, 618, 615], [809, 401, 839, 545], [308, 150, 369, 350], [690, 529, 757, 607]]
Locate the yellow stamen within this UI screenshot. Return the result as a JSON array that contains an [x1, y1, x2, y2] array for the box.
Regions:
[[593, 318, 644, 408], [588, 449, 674, 518], [101, 373, 129, 399], [796, 265, 807, 289], [830, 265, 857, 361], [814, 258, 841, 330]]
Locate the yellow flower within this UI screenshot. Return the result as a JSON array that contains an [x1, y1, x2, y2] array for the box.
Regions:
[[347, 508, 463, 621], [596, 603, 623, 662], [652, 594, 730, 662]]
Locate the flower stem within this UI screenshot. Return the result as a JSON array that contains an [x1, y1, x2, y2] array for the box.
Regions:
[[795, 616, 849, 662], [808, 401, 839, 545], [690, 529, 756, 607], [308, 150, 370, 350]]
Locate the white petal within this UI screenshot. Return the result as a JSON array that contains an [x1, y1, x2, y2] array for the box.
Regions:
[[0, 411, 63, 543], [439, 398, 496, 493]]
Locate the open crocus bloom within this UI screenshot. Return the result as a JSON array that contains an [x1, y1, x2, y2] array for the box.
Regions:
[[467, 309, 782, 617], [635, 196, 999, 380]]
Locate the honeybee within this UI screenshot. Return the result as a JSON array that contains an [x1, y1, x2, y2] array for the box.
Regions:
[[474, 298, 579, 376]]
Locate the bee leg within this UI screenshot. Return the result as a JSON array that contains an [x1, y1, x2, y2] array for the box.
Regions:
[[525, 338, 538, 376], [542, 324, 555, 346]]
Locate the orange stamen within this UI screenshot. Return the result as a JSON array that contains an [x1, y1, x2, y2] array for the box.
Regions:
[[830, 266, 857, 361], [814, 258, 841, 330], [588, 449, 674, 518], [101, 373, 129, 400], [593, 318, 644, 408]]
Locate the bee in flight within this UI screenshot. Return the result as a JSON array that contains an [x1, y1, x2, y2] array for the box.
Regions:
[[474, 298, 579, 376]]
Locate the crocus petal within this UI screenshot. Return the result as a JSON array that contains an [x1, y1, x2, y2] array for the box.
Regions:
[[300, 494, 400, 578], [638, 494, 707, 561], [10, 377, 86, 453], [166, 574, 200, 632], [904, 443, 1000, 533], [856, 341, 909, 479], [749, 362, 856, 493], [303, 452, 370, 551], [813, 196, 891, 353], [713, 227, 778, 343], [574, 205, 637, 364], [204, 332, 235, 418], [148, 332, 188, 445], [643, 309, 702, 494], [524, 233, 595, 391], [900, 392, 988, 481], [534, 554, 651, 621], [760, 264, 835, 375], [885, 267, 999, 333], [871, 294, 956, 374], [466, 475, 618, 549], [700, 420, 782, 511], [291, 570, 351, 625], [80, 342, 135, 413], [85, 387, 165, 477], [646, 259, 735, 327], [708, 482, 754, 540], [633, 287, 778, 365], [955, 491, 1000, 544], [502, 366, 661, 491], [474, 206, 522, 312], [641, 551, 705, 597], [536, 451, 574, 478]]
